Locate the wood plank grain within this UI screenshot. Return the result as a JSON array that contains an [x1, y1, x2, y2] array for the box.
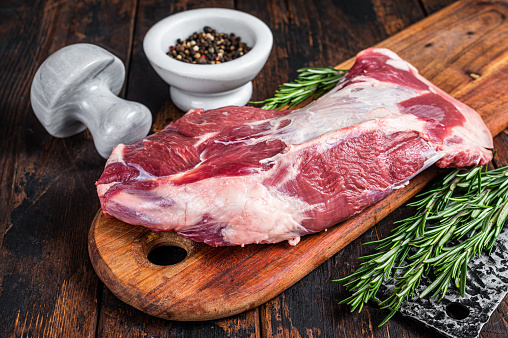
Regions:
[[3, 0, 507, 337], [242, 0, 426, 105], [420, 0, 458, 14], [89, 0, 508, 327], [0, 0, 139, 337]]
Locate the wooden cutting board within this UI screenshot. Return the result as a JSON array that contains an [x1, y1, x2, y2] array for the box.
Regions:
[[89, 0, 508, 321]]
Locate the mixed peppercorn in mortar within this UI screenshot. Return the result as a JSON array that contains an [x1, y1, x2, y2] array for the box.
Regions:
[[167, 26, 251, 64]]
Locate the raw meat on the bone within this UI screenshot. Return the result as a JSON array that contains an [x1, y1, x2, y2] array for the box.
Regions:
[[96, 48, 493, 246]]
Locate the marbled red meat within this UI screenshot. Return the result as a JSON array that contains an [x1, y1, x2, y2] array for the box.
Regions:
[[96, 48, 493, 246]]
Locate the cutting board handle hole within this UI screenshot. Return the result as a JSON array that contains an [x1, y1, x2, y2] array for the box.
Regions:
[[147, 245, 188, 266], [445, 302, 470, 320]]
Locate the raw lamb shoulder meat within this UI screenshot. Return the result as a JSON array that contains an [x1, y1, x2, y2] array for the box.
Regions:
[[97, 48, 493, 246]]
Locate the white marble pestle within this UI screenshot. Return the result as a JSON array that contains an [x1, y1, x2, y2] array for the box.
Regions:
[[31, 43, 152, 158]]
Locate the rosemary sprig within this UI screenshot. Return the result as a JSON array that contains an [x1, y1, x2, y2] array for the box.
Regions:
[[334, 165, 508, 326], [250, 67, 347, 110]]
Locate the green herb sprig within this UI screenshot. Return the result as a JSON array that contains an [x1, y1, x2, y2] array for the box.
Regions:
[[250, 67, 347, 110], [335, 165, 508, 326]]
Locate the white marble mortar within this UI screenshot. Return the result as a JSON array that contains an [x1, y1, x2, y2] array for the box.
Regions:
[[143, 8, 273, 111]]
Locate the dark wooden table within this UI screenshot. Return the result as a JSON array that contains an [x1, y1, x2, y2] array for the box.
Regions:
[[2, 0, 508, 337]]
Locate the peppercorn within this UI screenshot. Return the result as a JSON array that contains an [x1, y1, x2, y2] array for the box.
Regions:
[[167, 26, 251, 64]]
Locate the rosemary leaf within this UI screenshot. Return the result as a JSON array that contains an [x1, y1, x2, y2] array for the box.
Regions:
[[250, 67, 347, 110]]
